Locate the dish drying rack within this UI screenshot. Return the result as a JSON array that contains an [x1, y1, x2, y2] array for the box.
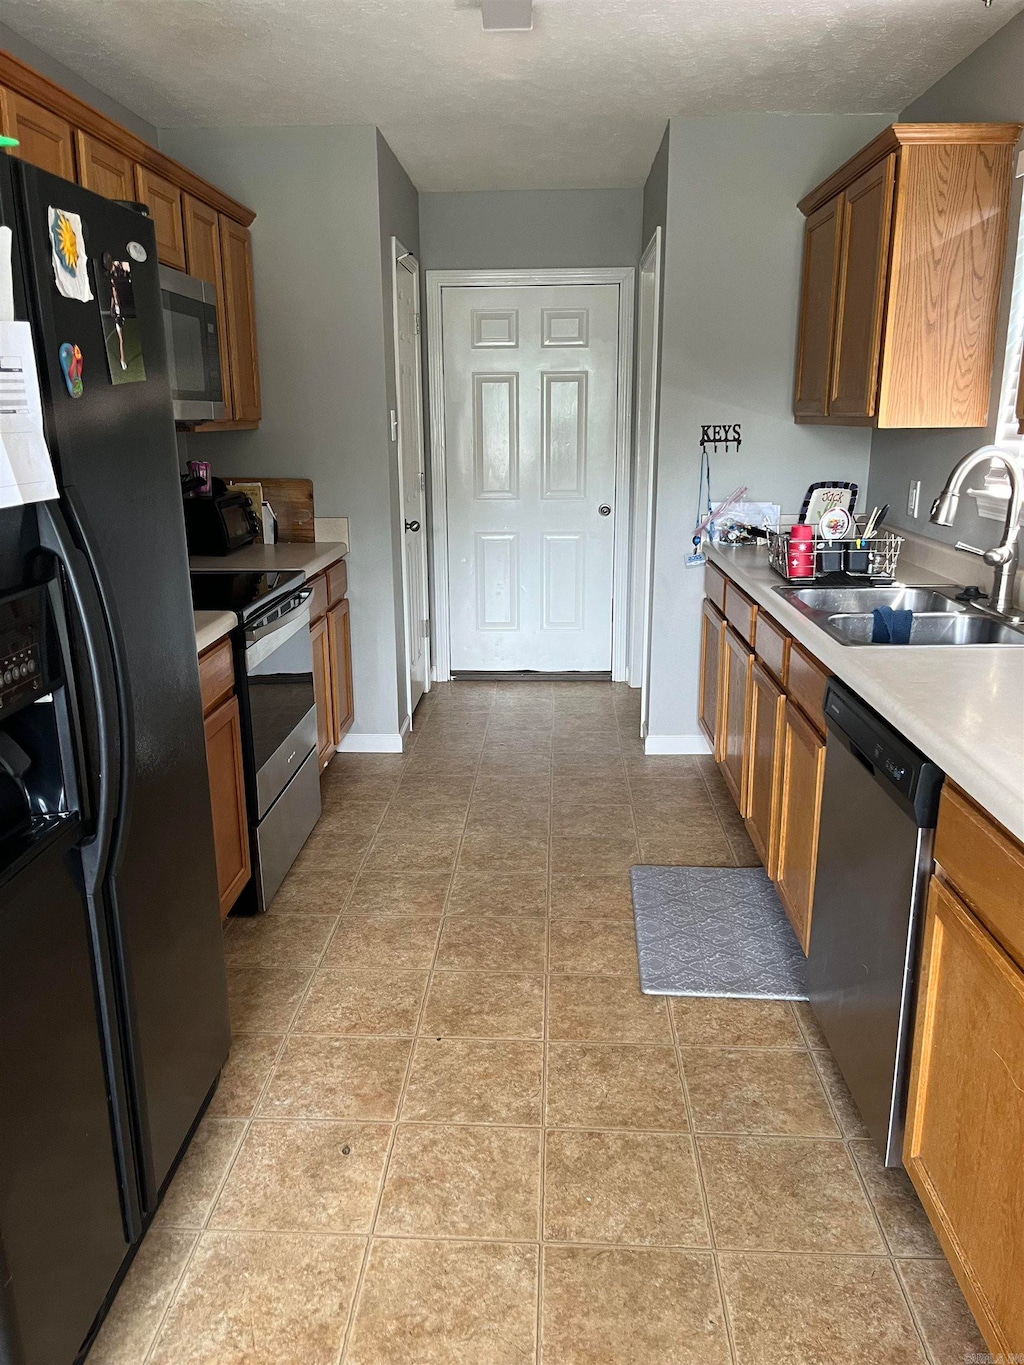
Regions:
[[766, 527, 903, 583]]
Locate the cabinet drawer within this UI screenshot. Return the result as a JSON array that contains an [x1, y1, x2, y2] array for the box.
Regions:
[[725, 581, 757, 647], [704, 562, 727, 612], [327, 559, 348, 605], [755, 612, 790, 685], [934, 786, 1024, 971], [788, 643, 829, 734], [307, 571, 329, 623], [198, 638, 234, 715]]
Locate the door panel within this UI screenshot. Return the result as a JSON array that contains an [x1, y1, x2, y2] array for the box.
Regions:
[[698, 598, 725, 756], [719, 624, 753, 814], [75, 131, 134, 200], [328, 598, 354, 740], [135, 165, 186, 270], [443, 283, 620, 672], [746, 660, 785, 877], [794, 196, 843, 418], [219, 216, 261, 422], [182, 195, 233, 416], [204, 693, 250, 917], [394, 255, 429, 714], [776, 701, 827, 953], [0, 88, 75, 178]]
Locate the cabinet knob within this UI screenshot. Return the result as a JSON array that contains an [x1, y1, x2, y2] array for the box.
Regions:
[[405, 519, 421, 533]]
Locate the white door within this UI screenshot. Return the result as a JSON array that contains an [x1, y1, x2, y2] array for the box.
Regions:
[[393, 246, 430, 714], [442, 283, 621, 673]]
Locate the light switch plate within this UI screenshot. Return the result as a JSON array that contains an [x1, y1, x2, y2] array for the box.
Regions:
[[907, 480, 921, 518]]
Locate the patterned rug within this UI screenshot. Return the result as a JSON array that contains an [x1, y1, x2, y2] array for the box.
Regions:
[[629, 865, 808, 1000]]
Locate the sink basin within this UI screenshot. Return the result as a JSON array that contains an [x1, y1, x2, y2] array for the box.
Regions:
[[776, 584, 962, 614], [825, 612, 1024, 646]]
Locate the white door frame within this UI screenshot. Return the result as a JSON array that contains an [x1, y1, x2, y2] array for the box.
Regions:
[[631, 228, 663, 736], [392, 237, 431, 723], [425, 267, 636, 682]]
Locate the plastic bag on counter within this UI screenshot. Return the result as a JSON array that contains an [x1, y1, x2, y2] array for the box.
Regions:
[[709, 501, 781, 544]]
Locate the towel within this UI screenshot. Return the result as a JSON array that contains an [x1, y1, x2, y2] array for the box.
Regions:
[[872, 606, 913, 644]]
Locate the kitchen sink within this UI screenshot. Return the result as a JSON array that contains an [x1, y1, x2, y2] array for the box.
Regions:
[[772, 582, 1024, 646], [776, 585, 963, 614], [825, 612, 1024, 646]]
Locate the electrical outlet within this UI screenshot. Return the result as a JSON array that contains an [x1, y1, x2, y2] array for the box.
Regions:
[[907, 480, 921, 518]]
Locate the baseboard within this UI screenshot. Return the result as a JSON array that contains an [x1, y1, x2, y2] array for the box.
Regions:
[[336, 732, 405, 754], [644, 734, 712, 755], [400, 714, 412, 740]]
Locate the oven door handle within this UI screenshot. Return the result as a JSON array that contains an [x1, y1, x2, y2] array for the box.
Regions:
[[244, 597, 312, 665]]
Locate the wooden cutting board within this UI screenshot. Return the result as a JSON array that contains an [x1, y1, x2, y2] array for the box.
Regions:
[[228, 477, 315, 543]]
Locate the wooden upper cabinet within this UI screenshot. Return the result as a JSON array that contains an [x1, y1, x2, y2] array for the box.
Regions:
[[793, 197, 843, 418], [795, 123, 1021, 429], [182, 195, 233, 415], [0, 88, 74, 178], [75, 131, 134, 200], [135, 165, 186, 269], [219, 217, 261, 424], [829, 154, 896, 420]]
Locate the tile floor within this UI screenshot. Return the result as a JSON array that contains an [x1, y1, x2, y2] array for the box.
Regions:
[[90, 682, 986, 1364]]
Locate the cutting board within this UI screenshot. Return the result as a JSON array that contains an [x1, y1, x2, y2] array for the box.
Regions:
[[228, 477, 315, 543]]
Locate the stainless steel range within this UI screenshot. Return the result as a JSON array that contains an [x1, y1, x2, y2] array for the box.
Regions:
[[191, 570, 321, 909]]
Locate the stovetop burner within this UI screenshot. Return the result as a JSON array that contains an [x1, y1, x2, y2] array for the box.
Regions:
[[190, 569, 306, 623]]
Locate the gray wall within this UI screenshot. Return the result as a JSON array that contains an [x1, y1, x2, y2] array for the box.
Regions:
[[419, 188, 642, 270], [0, 21, 158, 142], [646, 113, 894, 743], [160, 124, 409, 742], [867, 9, 1024, 554], [642, 126, 670, 253]]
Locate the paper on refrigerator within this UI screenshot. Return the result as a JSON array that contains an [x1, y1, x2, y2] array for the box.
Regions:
[[0, 226, 58, 507]]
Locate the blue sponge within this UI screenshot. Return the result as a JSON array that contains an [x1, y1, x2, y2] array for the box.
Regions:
[[872, 606, 913, 644]]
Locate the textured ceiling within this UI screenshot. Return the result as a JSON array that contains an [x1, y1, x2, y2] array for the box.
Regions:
[[3, 0, 1022, 190]]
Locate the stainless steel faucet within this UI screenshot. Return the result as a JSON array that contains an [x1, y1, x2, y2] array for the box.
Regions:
[[930, 444, 1023, 616]]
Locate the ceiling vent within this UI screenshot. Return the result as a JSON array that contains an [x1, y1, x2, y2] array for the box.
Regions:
[[481, 0, 533, 30]]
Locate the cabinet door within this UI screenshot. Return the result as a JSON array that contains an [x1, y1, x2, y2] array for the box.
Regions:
[[74, 131, 134, 199], [775, 701, 826, 952], [219, 216, 261, 423], [698, 598, 726, 757], [182, 194, 232, 415], [327, 598, 354, 741], [310, 613, 334, 768], [134, 165, 186, 269], [904, 877, 1024, 1356], [793, 195, 843, 418], [829, 155, 896, 419], [203, 694, 250, 918], [718, 624, 753, 815], [746, 659, 786, 877], [0, 88, 75, 178]]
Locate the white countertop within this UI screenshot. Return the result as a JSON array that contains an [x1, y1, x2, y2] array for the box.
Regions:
[[706, 543, 1024, 843], [194, 609, 236, 654], [189, 540, 348, 579]]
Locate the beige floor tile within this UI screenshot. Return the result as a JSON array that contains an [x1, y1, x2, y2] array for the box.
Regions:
[[549, 872, 634, 920], [681, 1047, 839, 1136], [322, 916, 440, 971], [259, 1036, 411, 1120], [377, 1124, 541, 1239], [88, 1226, 197, 1365], [632, 804, 728, 839], [210, 1120, 391, 1233], [719, 1252, 927, 1364], [292, 969, 427, 1035], [477, 750, 551, 776], [346, 871, 452, 917], [206, 1033, 283, 1118], [698, 1135, 884, 1253], [158, 1117, 246, 1229], [551, 805, 637, 839], [849, 1140, 942, 1257], [458, 828, 549, 873], [297, 819, 380, 865], [552, 774, 631, 806], [639, 834, 735, 866], [541, 1246, 729, 1365], [401, 1038, 543, 1124], [547, 975, 671, 1043], [792, 1000, 829, 1048], [225, 967, 310, 1033], [223, 915, 334, 969], [269, 867, 358, 914], [448, 870, 548, 917], [543, 1129, 708, 1247], [347, 1238, 538, 1365], [394, 774, 476, 802], [364, 830, 461, 873], [465, 798, 549, 832], [375, 807, 467, 839], [546, 1043, 688, 1130], [548, 920, 638, 976], [435, 916, 547, 973], [550, 835, 639, 876], [671, 996, 805, 1048], [421, 971, 546, 1039], [810, 1048, 872, 1138], [726, 825, 763, 867], [897, 1258, 988, 1365], [148, 1231, 364, 1365]]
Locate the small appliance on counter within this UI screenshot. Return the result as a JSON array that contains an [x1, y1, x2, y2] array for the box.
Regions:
[[182, 476, 261, 555]]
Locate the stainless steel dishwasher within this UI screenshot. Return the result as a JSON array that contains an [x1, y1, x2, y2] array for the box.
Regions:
[[807, 679, 943, 1168]]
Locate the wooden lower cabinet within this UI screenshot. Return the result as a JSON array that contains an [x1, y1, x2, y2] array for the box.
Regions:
[[718, 625, 753, 814], [202, 692, 250, 919], [310, 613, 334, 770], [307, 564, 354, 767], [328, 597, 355, 741], [904, 875, 1024, 1355], [745, 660, 786, 877], [698, 598, 725, 757], [774, 700, 826, 952]]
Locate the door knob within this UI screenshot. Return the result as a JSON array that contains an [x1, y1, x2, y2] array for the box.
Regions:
[[405, 519, 421, 532], [598, 504, 612, 517]]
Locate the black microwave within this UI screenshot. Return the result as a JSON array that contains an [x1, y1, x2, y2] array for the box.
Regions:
[[160, 265, 226, 423], [183, 488, 260, 556]]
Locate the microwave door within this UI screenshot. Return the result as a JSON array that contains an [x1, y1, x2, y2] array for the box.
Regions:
[[159, 269, 226, 421]]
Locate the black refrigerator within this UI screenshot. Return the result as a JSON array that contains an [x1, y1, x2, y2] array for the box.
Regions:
[[0, 160, 230, 1365]]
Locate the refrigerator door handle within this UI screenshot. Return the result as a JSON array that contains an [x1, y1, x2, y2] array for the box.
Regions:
[[36, 501, 122, 888]]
